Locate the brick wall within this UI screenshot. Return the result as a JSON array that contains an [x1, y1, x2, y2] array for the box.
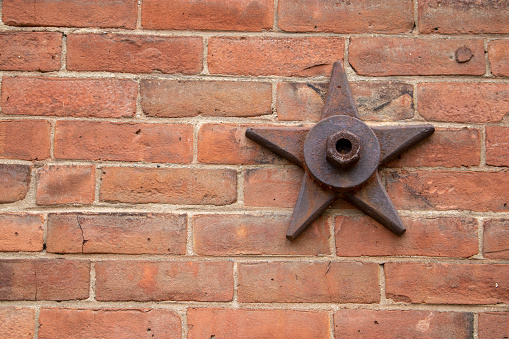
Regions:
[[0, 0, 508, 338]]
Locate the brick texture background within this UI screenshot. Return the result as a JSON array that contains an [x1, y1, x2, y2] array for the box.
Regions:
[[0, 0, 508, 338]]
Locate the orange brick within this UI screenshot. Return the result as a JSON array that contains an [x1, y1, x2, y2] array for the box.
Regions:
[[385, 262, 509, 304], [0, 307, 35, 338], [349, 38, 484, 76], [193, 213, 330, 256], [100, 167, 237, 205], [95, 260, 233, 301], [486, 126, 509, 167], [142, 0, 273, 31], [0, 164, 30, 203], [67, 34, 202, 74], [0, 214, 44, 252], [188, 308, 330, 339], [54, 121, 193, 163], [387, 170, 509, 212], [0, 120, 51, 161], [334, 309, 473, 339], [141, 80, 272, 118], [3, 0, 137, 29], [47, 213, 187, 254], [417, 83, 509, 123], [36, 165, 95, 206], [489, 40, 509, 77], [278, 0, 413, 33], [0, 259, 89, 301], [335, 215, 478, 258], [0, 32, 61, 71], [238, 261, 379, 303], [208, 37, 344, 76], [478, 312, 509, 339], [2, 77, 137, 118], [483, 219, 509, 260], [39, 308, 181, 339]]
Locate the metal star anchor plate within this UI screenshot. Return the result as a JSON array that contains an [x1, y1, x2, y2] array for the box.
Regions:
[[246, 61, 435, 240]]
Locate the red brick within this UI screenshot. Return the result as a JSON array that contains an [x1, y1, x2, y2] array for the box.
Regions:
[[0, 32, 61, 71], [142, 0, 273, 31], [385, 262, 509, 304], [54, 121, 193, 163], [0, 213, 43, 252], [208, 37, 344, 76], [238, 261, 379, 303], [47, 213, 186, 254], [387, 170, 509, 212], [0, 307, 35, 338], [0, 259, 89, 301], [141, 79, 272, 118], [277, 81, 414, 122], [39, 308, 181, 339], [3, 0, 137, 29], [483, 219, 509, 259], [489, 40, 509, 77], [100, 167, 236, 205], [188, 308, 330, 339], [387, 128, 480, 168], [193, 213, 330, 256], [335, 215, 478, 258], [67, 34, 202, 74], [334, 309, 473, 339], [95, 260, 233, 301], [486, 126, 509, 167], [0, 164, 30, 203], [36, 165, 95, 206], [2, 77, 137, 118], [419, 0, 509, 34], [349, 38, 484, 76], [0, 120, 51, 161], [478, 312, 509, 339], [417, 83, 509, 123], [278, 0, 413, 33]]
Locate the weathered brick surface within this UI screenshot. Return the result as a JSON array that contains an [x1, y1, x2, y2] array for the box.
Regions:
[[100, 167, 237, 205], [36, 165, 95, 205], [54, 121, 193, 163], [277, 81, 414, 122], [208, 37, 344, 76], [3, 0, 137, 29], [0, 213, 43, 252], [188, 308, 330, 339], [67, 34, 202, 74], [483, 219, 509, 260], [489, 40, 509, 77], [387, 170, 509, 212], [419, 0, 509, 34], [486, 126, 509, 167], [478, 312, 509, 339], [335, 215, 478, 258], [39, 308, 182, 339], [0, 307, 35, 339], [141, 80, 272, 118], [2, 77, 137, 118], [142, 0, 273, 31], [47, 213, 187, 254], [95, 260, 233, 301], [0, 164, 30, 203], [334, 310, 473, 339], [193, 213, 330, 256], [0, 120, 51, 161], [278, 0, 413, 33], [0, 259, 90, 301], [417, 83, 509, 123], [349, 38, 484, 76], [385, 262, 509, 304], [238, 261, 379, 303], [0, 32, 61, 71]]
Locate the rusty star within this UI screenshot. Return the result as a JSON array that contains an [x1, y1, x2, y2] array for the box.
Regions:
[[246, 61, 435, 240]]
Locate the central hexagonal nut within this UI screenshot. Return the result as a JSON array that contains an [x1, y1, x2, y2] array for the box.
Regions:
[[325, 130, 361, 169]]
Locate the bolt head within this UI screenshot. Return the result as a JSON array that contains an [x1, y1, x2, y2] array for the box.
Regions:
[[325, 130, 361, 169]]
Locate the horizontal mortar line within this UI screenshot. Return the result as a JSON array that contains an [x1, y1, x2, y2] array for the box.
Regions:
[[383, 165, 509, 172]]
